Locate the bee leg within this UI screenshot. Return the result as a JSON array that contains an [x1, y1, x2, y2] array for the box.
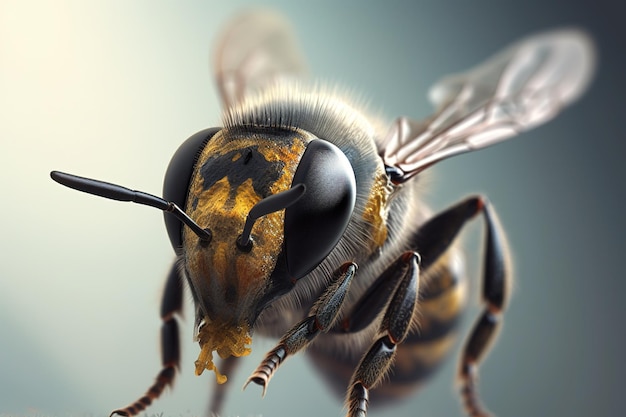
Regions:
[[413, 196, 509, 417], [244, 262, 357, 396], [110, 262, 183, 417], [345, 252, 420, 417], [208, 356, 240, 417]]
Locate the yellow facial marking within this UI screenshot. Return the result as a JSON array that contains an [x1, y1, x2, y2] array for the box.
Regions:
[[362, 171, 391, 247], [193, 176, 231, 211], [211, 241, 230, 282]]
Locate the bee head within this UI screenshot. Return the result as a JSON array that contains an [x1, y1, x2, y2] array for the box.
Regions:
[[162, 127, 356, 381]]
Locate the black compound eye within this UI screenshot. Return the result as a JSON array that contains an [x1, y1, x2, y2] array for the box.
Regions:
[[163, 127, 221, 250], [284, 139, 357, 280]]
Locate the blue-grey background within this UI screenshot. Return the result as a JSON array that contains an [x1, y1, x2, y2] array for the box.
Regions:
[[1, 1, 623, 417]]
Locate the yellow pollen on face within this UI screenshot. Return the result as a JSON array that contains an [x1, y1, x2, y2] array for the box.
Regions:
[[194, 319, 252, 384]]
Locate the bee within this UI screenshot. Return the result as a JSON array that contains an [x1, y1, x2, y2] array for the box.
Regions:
[[50, 10, 595, 417]]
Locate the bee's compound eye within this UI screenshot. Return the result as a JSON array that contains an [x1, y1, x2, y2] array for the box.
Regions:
[[284, 139, 356, 280], [163, 127, 221, 250]]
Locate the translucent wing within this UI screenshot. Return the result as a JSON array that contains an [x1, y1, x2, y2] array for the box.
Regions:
[[381, 29, 596, 183], [213, 10, 308, 109]]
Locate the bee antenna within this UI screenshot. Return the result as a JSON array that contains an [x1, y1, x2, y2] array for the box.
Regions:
[[236, 184, 306, 252], [50, 171, 212, 242]]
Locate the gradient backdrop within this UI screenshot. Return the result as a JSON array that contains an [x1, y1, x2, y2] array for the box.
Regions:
[[1, 1, 624, 417]]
